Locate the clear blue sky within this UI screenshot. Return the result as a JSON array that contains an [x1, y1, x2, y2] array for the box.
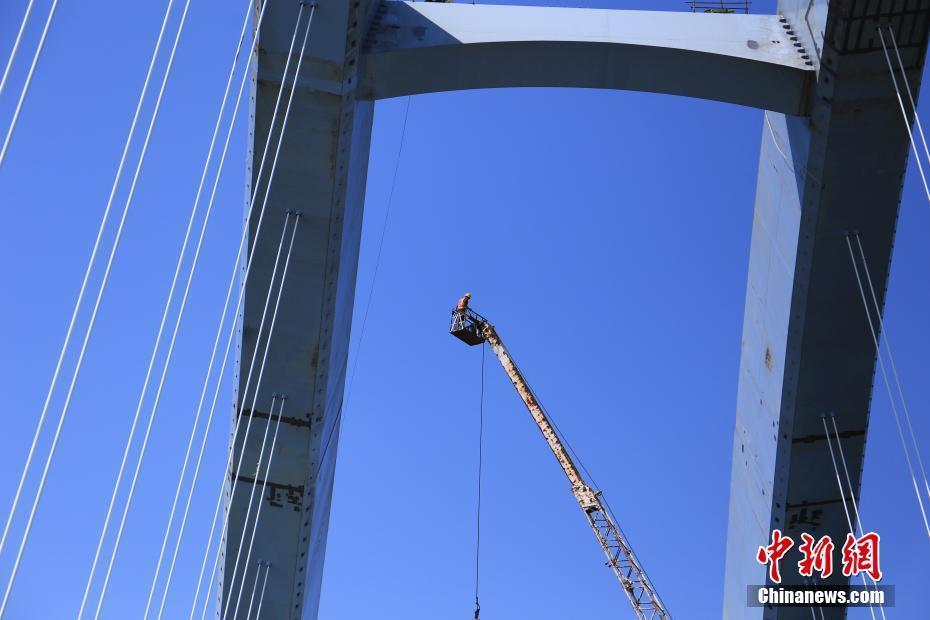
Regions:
[[0, 0, 927, 618]]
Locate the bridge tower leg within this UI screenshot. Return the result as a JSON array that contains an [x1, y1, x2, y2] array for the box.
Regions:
[[724, 2, 930, 618]]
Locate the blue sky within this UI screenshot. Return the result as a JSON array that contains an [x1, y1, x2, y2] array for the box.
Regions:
[[0, 0, 927, 619]]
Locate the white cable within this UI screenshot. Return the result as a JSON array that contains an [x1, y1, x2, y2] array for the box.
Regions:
[[0, 0, 58, 169], [887, 27, 930, 190], [854, 234, 930, 501], [827, 416, 887, 619], [253, 563, 271, 620], [191, 9, 316, 614], [0, 0, 35, 99], [190, 214, 292, 620], [0, 0, 176, 568], [821, 417, 878, 620], [78, 1, 201, 615], [153, 5, 306, 615], [221, 216, 301, 620], [0, 0, 184, 614], [845, 236, 930, 540], [245, 562, 268, 620], [878, 29, 930, 208], [229, 390, 288, 618], [243, 562, 264, 620], [140, 1, 273, 615]]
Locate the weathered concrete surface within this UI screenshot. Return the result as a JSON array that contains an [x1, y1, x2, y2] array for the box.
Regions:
[[724, 1, 930, 618], [361, 3, 815, 113]]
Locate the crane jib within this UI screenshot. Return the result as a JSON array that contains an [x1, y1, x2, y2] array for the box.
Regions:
[[450, 307, 671, 620]]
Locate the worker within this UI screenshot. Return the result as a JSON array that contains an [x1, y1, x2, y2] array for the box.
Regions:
[[457, 292, 472, 312]]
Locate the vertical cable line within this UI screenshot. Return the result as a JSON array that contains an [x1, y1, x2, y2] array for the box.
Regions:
[[254, 563, 271, 619], [317, 95, 413, 469], [246, 562, 268, 620], [0, 0, 58, 169], [473, 343, 485, 620], [188, 8, 315, 615], [219, 215, 301, 620], [823, 415, 886, 620], [0, 0, 35, 99], [189, 212, 292, 620], [845, 235, 930, 540], [0, 0, 177, 569], [228, 389, 288, 619], [854, 234, 930, 501], [878, 28, 930, 207], [153, 6, 310, 616], [821, 416, 878, 620], [0, 0, 185, 614], [887, 27, 930, 188]]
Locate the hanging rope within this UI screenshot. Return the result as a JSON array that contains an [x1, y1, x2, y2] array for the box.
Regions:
[[229, 391, 288, 619], [845, 234, 930, 540], [474, 343, 485, 620], [0, 0, 59, 169], [220, 214, 301, 620], [878, 27, 930, 207], [317, 94, 413, 471], [820, 416, 878, 620], [853, 234, 930, 502], [0, 0, 177, 575], [0, 0, 35, 99]]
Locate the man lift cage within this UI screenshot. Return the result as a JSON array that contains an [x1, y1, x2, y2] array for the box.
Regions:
[[688, 1, 750, 13], [450, 307, 487, 346]]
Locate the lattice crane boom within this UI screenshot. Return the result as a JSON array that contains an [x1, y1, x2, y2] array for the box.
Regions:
[[451, 307, 670, 620]]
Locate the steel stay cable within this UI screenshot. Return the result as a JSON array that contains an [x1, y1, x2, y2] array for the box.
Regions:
[[1, 0, 186, 613], [824, 415, 886, 619], [878, 28, 930, 208], [845, 235, 930, 540], [152, 4, 309, 616], [244, 564, 262, 620], [139, 1, 274, 615], [254, 563, 271, 619], [0, 0, 35, 100], [0, 0, 59, 169], [0, 0, 177, 568], [854, 234, 930, 502], [81, 1, 210, 615], [228, 389, 288, 619], [218, 214, 301, 620], [887, 27, 930, 191], [190, 213, 293, 620], [222, 395, 282, 620], [221, 389, 283, 620], [245, 562, 268, 620], [821, 416, 878, 620], [190, 9, 316, 614]]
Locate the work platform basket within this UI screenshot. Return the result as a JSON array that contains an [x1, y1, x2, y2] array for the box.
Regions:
[[450, 307, 487, 346]]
